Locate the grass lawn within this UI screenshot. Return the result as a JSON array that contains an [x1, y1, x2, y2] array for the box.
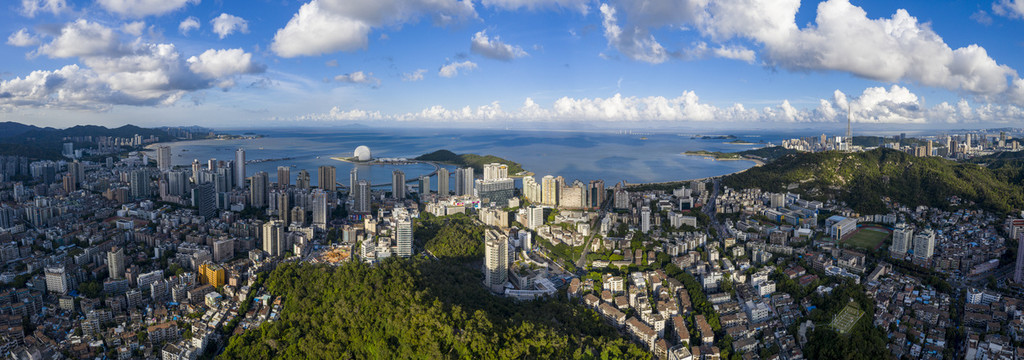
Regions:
[[830, 304, 865, 335], [844, 228, 890, 250]]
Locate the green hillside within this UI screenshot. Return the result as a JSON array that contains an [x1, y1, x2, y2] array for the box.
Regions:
[[723, 148, 1024, 214], [220, 260, 649, 359], [415, 149, 526, 175]]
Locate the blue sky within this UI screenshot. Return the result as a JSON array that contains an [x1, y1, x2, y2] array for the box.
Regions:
[[2, 0, 1024, 130]]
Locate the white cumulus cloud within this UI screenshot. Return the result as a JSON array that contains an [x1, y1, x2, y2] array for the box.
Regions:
[[470, 30, 528, 61], [439, 61, 477, 78], [599, 3, 669, 64], [179, 16, 200, 35], [271, 0, 476, 58], [187, 48, 265, 79], [7, 29, 40, 47], [210, 13, 249, 39], [21, 0, 68, 17], [0, 20, 264, 111], [994, 0, 1024, 19], [37, 20, 127, 58], [97, 0, 200, 17]]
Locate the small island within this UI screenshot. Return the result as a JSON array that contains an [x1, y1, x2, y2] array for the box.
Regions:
[[726, 139, 761, 145], [691, 134, 738, 140], [415, 150, 531, 177]]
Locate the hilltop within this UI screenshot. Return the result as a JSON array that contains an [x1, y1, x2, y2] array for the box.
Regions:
[[415, 149, 527, 176], [723, 148, 1024, 214]]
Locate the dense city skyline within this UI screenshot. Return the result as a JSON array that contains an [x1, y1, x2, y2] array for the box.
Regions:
[[3, 0, 1024, 129]]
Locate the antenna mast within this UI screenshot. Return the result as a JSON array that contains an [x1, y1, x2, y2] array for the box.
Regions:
[[846, 103, 852, 150]]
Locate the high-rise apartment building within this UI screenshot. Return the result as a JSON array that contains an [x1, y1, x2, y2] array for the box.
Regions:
[[890, 223, 913, 258], [296, 169, 311, 190], [108, 246, 125, 279], [418, 175, 430, 195], [318, 165, 337, 192], [353, 180, 371, 213], [193, 183, 217, 219], [262, 220, 285, 257], [641, 207, 651, 233], [522, 176, 540, 203], [277, 166, 290, 188], [157, 146, 172, 171], [437, 168, 449, 196], [130, 170, 150, 199], [312, 189, 328, 231], [349, 168, 358, 192], [589, 180, 605, 208], [454, 167, 474, 196], [395, 210, 413, 258], [46, 267, 69, 294], [234, 148, 245, 189], [392, 170, 406, 199], [913, 229, 936, 260], [484, 229, 508, 293], [278, 191, 290, 225], [541, 175, 557, 206], [249, 171, 269, 208]]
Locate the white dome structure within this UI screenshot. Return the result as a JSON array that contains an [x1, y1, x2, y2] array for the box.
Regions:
[[354, 146, 372, 161]]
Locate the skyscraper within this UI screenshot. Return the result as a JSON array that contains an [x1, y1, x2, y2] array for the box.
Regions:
[[249, 171, 269, 208], [484, 229, 509, 293], [262, 220, 285, 257], [641, 206, 651, 233], [278, 191, 290, 225], [437, 167, 449, 196], [890, 223, 912, 258], [130, 170, 150, 199], [541, 175, 557, 206], [353, 180, 371, 213], [392, 170, 406, 199], [349, 168, 358, 192], [395, 210, 413, 258], [277, 166, 290, 188], [318, 165, 336, 192], [108, 246, 125, 279], [454, 167, 474, 196], [589, 180, 605, 208], [913, 229, 935, 260], [215, 167, 233, 192], [523, 176, 541, 203], [193, 182, 217, 219], [418, 175, 430, 195], [312, 189, 328, 231], [296, 169, 311, 190], [234, 148, 246, 189]]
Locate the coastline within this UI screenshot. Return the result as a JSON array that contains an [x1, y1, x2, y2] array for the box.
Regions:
[[145, 136, 753, 186], [626, 156, 762, 188]]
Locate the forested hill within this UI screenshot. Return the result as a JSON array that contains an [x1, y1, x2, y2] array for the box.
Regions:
[[219, 260, 649, 359], [415, 149, 526, 175], [722, 148, 1024, 214]]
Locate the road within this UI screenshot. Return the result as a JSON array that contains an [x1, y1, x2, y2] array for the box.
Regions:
[[576, 196, 614, 268], [703, 178, 727, 240]]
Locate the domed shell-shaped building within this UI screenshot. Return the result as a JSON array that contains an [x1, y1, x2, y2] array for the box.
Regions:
[[354, 146, 372, 162]]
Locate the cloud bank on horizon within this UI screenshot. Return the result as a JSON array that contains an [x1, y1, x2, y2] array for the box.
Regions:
[[2, 0, 1024, 128]]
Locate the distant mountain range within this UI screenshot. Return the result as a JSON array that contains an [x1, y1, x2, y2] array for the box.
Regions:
[[0, 121, 171, 160]]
